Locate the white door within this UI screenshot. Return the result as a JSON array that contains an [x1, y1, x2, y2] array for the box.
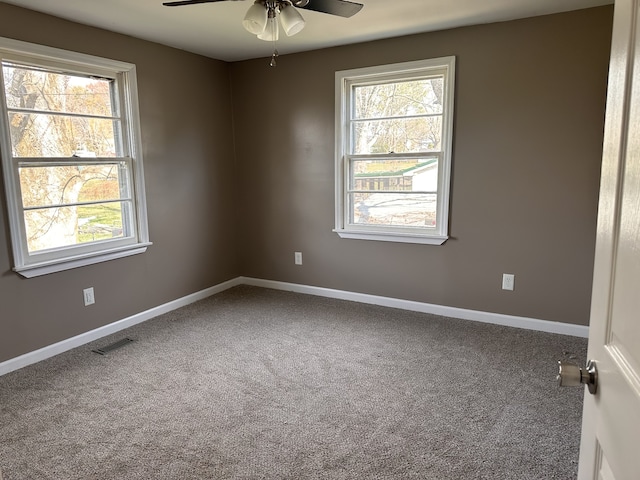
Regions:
[[577, 0, 640, 478]]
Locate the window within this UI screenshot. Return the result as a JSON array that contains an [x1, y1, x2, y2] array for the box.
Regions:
[[0, 37, 150, 277], [334, 57, 455, 245]]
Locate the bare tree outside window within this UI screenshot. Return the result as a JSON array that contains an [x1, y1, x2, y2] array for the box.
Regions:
[[335, 57, 455, 244], [350, 77, 444, 228], [0, 38, 149, 277], [4, 64, 127, 252]]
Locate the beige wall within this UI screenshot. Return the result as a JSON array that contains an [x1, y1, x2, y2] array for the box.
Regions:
[[0, 4, 613, 364], [231, 6, 613, 326], [0, 3, 239, 362]]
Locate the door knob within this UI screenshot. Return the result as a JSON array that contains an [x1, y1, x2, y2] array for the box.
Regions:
[[557, 360, 598, 395]]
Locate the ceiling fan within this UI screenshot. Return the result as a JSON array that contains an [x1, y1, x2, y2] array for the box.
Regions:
[[162, 0, 365, 65], [162, 0, 364, 19]]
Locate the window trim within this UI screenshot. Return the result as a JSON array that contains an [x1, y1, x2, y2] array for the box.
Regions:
[[0, 37, 150, 277], [334, 57, 455, 245]]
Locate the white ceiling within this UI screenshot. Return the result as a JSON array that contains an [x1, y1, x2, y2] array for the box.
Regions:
[[1, 0, 612, 62]]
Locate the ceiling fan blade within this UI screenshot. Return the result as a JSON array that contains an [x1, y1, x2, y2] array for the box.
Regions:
[[298, 0, 363, 18], [163, 0, 231, 6]]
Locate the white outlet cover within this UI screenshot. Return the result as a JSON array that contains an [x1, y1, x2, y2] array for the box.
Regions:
[[83, 287, 95, 306], [502, 274, 515, 291]]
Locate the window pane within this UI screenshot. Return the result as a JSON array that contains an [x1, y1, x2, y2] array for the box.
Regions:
[[0, 41, 149, 275], [352, 116, 442, 154], [350, 192, 437, 228], [337, 57, 454, 241], [3, 64, 114, 116], [350, 158, 438, 192], [24, 201, 130, 252], [9, 112, 119, 157], [19, 163, 129, 208], [354, 77, 444, 119]]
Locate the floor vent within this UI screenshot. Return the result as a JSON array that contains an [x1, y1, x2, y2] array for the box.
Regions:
[[92, 337, 135, 355]]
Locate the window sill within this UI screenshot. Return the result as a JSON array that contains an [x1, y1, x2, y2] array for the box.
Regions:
[[14, 242, 152, 278], [334, 229, 448, 245]]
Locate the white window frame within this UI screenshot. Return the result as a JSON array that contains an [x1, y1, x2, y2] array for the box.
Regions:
[[334, 57, 455, 245], [0, 37, 151, 277]]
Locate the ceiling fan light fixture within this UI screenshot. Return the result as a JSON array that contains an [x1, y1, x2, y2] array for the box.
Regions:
[[257, 12, 279, 41], [242, 1, 268, 35], [163, 0, 364, 67], [279, 3, 305, 37]]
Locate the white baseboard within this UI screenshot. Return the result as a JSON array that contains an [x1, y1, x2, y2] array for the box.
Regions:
[[0, 277, 243, 377], [0, 276, 588, 377], [240, 277, 590, 338]]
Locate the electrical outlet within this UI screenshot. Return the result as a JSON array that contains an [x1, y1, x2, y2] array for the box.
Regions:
[[502, 274, 515, 291], [294, 251, 302, 265], [83, 287, 95, 306]]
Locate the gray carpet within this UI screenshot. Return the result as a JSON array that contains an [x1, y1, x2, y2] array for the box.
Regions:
[[0, 285, 586, 479]]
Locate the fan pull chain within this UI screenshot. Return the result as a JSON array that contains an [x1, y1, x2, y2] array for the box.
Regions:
[[269, 11, 278, 67]]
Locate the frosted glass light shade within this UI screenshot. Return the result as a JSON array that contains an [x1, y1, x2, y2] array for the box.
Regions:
[[279, 4, 305, 36], [243, 3, 268, 35], [257, 16, 279, 41]]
